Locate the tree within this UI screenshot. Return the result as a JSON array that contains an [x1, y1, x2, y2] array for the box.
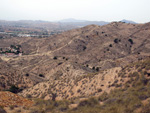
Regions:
[[25, 73, 29, 77], [53, 56, 57, 60], [128, 39, 134, 44], [92, 66, 95, 70], [8, 85, 19, 93], [39, 74, 44, 78], [114, 38, 121, 43], [96, 67, 99, 72], [114, 39, 119, 43], [109, 44, 113, 47], [10, 45, 15, 49]]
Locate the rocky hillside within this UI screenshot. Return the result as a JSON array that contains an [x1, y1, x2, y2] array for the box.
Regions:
[[0, 21, 150, 113], [3, 57, 150, 113], [0, 22, 150, 100], [0, 58, 34, 90], [0, 91, 33, 107]]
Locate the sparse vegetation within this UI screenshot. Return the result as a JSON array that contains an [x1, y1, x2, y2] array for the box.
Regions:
[[9, 105, 15, 110], [1, 22, 150, 113], [92, 66, 95, 70], [97, 88, 102, 92], [26, 94, 32, 98], [114, 38, 121, 43], [96, 67, 99, 71], [25, 73, 29, 77], [7, 85, 19, 93], [128, 39, 134, 44], [109, 44, 113, 47], [39, 74, 44, 78], [53, 56, 57, 60]]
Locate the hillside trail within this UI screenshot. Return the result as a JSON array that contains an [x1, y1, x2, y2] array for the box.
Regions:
[[4, 35, 76, 63], [100, 59, 114, 67], [19, 36, 78, 70], [44, 36, 75, 55]]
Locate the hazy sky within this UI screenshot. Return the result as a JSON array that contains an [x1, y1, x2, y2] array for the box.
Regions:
[[0, 0, 150, 23]]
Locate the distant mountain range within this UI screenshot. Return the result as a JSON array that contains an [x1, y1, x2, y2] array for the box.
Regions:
[[120, 19, 137, 24], [57, 18, 137, 26], [59, 18, 137, 24], [58, 18, 87, 23], [57, 18, 109, 26], [0, 19, 137, 25], [0, 19, 138, 33]]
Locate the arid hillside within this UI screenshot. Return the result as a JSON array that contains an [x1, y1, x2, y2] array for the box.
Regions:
[[1, 57, 150, 113], [0, 58, 34, 90], [0, 22, 150, 100]]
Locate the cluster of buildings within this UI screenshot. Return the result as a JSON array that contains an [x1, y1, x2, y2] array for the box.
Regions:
[[0, 45, 23, 57], [0, 31, 61, 38]]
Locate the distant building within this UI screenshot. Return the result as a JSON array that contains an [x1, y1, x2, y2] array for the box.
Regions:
[[0, 45, 23, 57], [18, 34, 31, 37], [6, 53, 15, 56]]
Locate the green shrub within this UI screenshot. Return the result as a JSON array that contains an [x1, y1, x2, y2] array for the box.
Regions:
[[96, 67, 99, 72], [109, 44, 113, 47], [114, 38, 121, 43], [128, 39, 134, 44], [39, 74, 44, 78], [53, 56, 57, 60]]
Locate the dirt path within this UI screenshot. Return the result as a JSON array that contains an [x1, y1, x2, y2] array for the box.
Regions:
[[100, 59, 114, 67], [21, 37, 75, 70]]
